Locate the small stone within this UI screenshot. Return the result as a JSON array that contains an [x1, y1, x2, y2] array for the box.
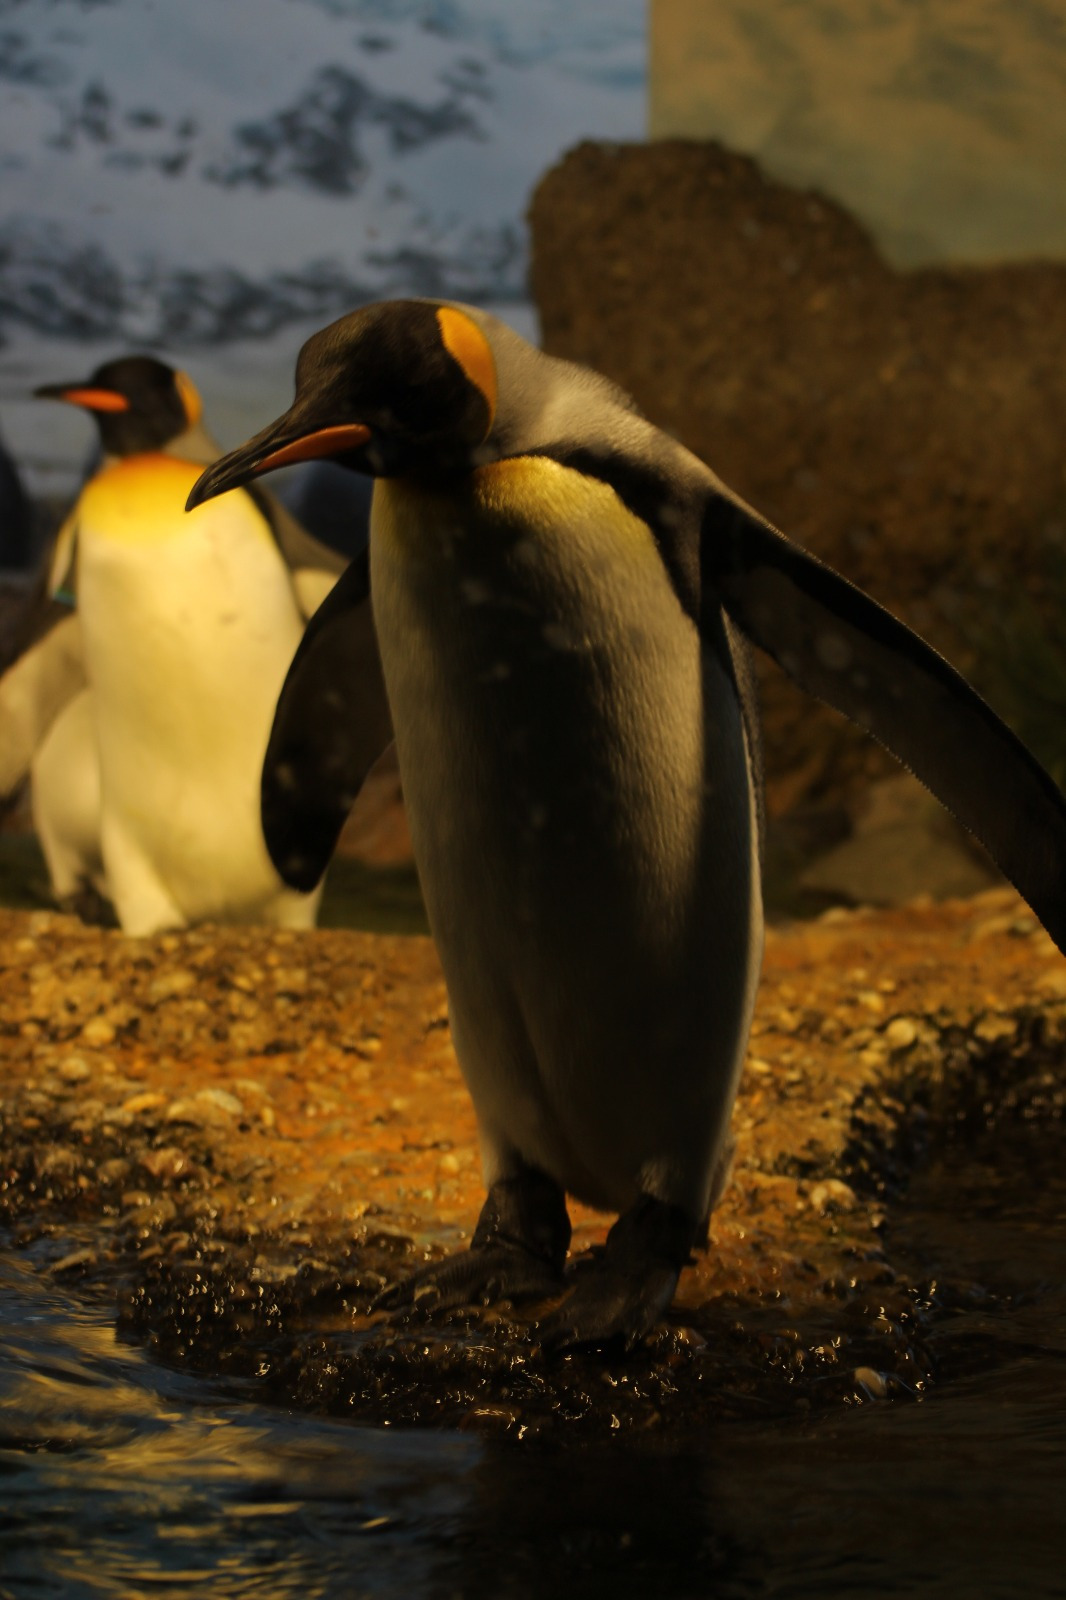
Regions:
[[164, 1098, 204, 1125], [974, 1014, 1017, 1043], [808, 1179, 858, 1214], [148, 970, 197, 1002], [141, 1146, 191, 1182], [853, 1366, 889, 1399], [196, 1087, 243, 1116], [439, 1152, 461, 1175], [96, 1157, 132, 1187], [59, 1056, 93, 1084], [36, 1145, 79, 1179], [235, 1078, 271, 1100], [122, 1092, 167, 1116], [884, 1017, 918, 1050], [81, 1018, 115, 1047]]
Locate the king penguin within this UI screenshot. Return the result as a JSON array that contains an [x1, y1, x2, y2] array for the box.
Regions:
[[7, 355, 384, 934], [188, 300, 1066, 1347]]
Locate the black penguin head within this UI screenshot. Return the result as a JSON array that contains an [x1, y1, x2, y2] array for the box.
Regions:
[[186, 300, 498, 510], [36, 356, 203, 456]]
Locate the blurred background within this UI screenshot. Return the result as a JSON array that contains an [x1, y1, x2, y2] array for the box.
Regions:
[[2, 0, 1065, 918], [0, 0, 643, 518]]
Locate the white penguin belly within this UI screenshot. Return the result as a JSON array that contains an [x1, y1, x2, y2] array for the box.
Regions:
[[371, 457, 763, 1219], [76, 469, 307, 928]]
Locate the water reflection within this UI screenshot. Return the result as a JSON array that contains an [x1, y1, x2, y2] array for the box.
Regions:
[[2, 1151, 1066, 1600], [0, 1249, 472, 1598]]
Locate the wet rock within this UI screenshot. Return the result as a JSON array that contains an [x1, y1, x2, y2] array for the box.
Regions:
[[883, 1017, 918, 1051], [140, 1147, 193, 1183]]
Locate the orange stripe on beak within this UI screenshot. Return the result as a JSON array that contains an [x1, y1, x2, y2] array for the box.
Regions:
[[57, 387, 131, 412], [256, 423, 372, 472]]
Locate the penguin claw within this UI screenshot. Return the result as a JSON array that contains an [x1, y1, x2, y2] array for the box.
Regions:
[[373, 1167, 572, 1319], [537, 1194, 699, 1353], [372, 1245, 565, 1317], [536, 1261, 681, 1352]]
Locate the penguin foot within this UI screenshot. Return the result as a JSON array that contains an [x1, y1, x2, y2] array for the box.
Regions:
[[59, 882, 118, 928], [374, 1167, 571, 1316], [538, 1196, 697, 1352]]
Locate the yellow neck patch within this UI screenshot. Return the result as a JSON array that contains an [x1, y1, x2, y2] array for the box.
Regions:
[[174, 369, 203, 429], [436, 306, 497, 429], [78, 454, 271, 548]]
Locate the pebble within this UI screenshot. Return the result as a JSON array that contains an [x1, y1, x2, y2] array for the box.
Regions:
[[853, 1366, 890, 1399], [196, 1087, 244, 1117], [81, 1018, 116, 1047], [974, 1014, 1017, 1043], [58, 1056, 93, 1084], [121, 1092, 167, 1116], [95, 1157, 132, 1186], [808, 1179, 858, 1214], [36, 1145, 79, 1178], [166, 1088, 242, 1125], [148, 970, 197, 1002], [141, 1146, 191, 1182], [883, 1017, 918, 1050]]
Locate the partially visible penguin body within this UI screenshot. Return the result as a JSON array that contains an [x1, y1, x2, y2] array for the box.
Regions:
[[189, 300, 1066, 1347], [17, 357, 362, 934]]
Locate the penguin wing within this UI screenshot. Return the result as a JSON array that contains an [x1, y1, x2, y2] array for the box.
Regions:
[[0, 612, 86, 797], [261, 549, 393, 890], [701, 490, 1066, 953]]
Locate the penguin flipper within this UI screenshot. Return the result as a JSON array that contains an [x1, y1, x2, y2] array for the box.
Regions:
[[261, 549, 393, 891], [702, 494, 1066, 953], [0, 613, 86, 798]]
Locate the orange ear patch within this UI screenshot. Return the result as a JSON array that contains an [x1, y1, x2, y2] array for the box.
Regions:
[[436, 307, 497, 427], [255, 422, 372, 472], [174, 369, 203, 428], [58, 387, 130, 413]]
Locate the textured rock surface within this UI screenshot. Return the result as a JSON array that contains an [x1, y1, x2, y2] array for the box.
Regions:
[[1, 891, 1062, 1434], [529, 140, 1066, 813]]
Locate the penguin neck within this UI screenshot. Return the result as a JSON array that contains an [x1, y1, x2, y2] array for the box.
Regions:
[[162, 418, 225, 466], [99, 419, 222, 473]]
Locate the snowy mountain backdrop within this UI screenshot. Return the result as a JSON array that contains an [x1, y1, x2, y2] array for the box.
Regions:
[[0, 0, 644, 490]]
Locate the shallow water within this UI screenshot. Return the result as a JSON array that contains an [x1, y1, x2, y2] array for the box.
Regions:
[[2, 1136, 1064, 1600]]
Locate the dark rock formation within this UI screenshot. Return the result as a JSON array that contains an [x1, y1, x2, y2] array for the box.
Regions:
[[529, 141, 1066, 813]]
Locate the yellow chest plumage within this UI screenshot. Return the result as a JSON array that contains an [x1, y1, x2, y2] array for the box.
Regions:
[[77, 454, 275, 550]]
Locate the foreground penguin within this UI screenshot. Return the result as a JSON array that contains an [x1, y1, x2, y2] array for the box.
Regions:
[[189, 300, 1066, 1347], [11, 356, 376, 934]]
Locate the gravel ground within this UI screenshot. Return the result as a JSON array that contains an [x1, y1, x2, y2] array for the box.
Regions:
[[1, 888, 1062, 1435]]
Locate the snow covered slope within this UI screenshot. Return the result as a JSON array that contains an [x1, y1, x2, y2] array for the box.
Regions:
[[0, 0, 643, 487]]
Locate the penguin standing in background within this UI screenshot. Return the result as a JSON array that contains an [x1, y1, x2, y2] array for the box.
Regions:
[[189, 300, 1066, 1347], [10, 356, 385, 935]]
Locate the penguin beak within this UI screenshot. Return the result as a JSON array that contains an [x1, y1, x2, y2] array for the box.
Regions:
[[35, 383, 130, 413], [186, 417, 372, 511]]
